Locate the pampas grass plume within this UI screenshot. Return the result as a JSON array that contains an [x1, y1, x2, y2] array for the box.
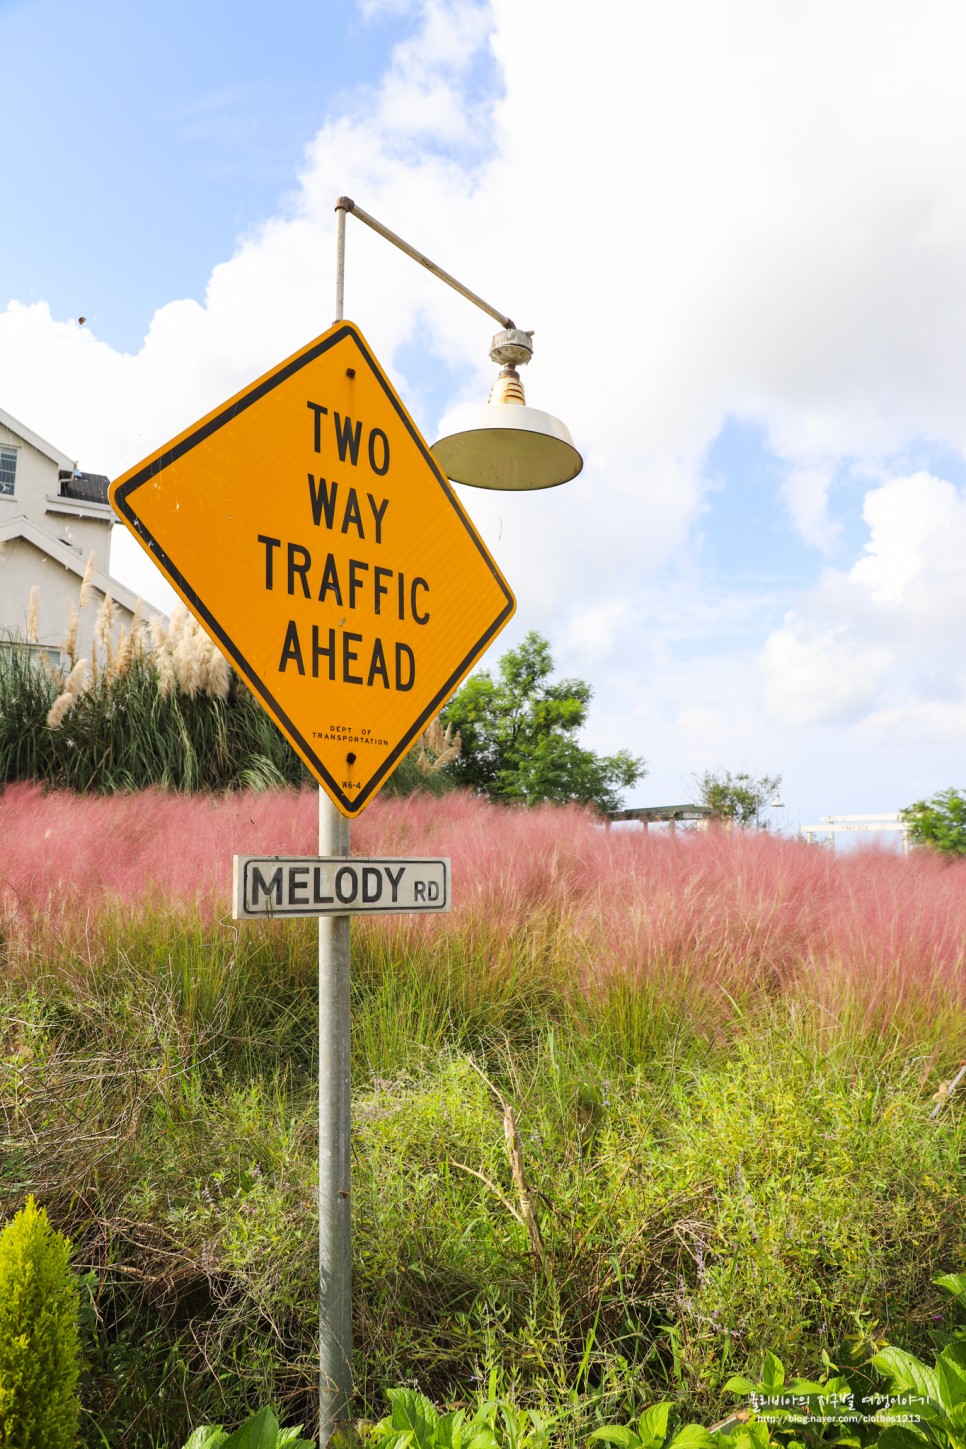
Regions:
[[148, 613, 168, 651], [63, 602, 78, 666], [78, 552, 95, 610], [46, 658, 90, 729], [114, 626, 132, 677], [46, 692, 76, 729], [93, 593, 117, 674], [202, 645, 231, 701], [170, 609, 205, 698], [26, 586, 39, 644], [156, 649, 176, 697], [93, 593, 116, 648]]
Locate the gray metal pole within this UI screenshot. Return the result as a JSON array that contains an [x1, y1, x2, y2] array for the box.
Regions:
[[318, 793, 351, 1442], [334, 195, 515, 329], [334, 201, 347, 327], [319, 197, 353, 1445]]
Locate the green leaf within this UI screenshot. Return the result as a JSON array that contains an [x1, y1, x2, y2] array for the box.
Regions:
[[938, 1349, 966, 1409], [723, 1378, 757, 1396], [874, 1429, 931, 1449], [182, 1431, 229, 1449], [589, 1429, 642, 1449], [936, 1274, 966, 1303], [760, 1354, 785, 1394], [387, 1388, 440, 1449], [873, 1348, 940, 1405], [276, 1430, 314, 1449], [462, 1429, 498, 1449], [435, 1409, 466, 1449], [668, 1427, 717, 1449], [786, 1379, 828, 1396], [371, 1433, 411, 1449], [222, 1408, 281, 1449], [948, 1401, 966, 1433], [717, 1425, 772, 1449], [638, 1403, 673, 1449]]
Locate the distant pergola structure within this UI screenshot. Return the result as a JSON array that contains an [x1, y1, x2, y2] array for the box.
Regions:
[[606, 804, 717, 831], [801, 813, 910, 853]]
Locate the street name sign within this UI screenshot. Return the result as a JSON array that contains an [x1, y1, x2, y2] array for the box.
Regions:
[[110, 321, 516, 817], [233, 855, 450, 919]]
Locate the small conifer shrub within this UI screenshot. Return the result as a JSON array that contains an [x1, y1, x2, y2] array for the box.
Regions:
[[0, 1196, 81, 1449]]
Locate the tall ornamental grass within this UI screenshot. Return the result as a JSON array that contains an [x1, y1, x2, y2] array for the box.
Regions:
[[0, 606, 308, 792], [3, 785, 964, 1035], [0, 787, 964, 1445]]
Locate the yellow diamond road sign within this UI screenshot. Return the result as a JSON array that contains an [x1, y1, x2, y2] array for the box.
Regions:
[[110, 321, 516, 816]]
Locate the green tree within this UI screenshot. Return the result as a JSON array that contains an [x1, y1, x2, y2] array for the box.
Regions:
[[694, 768, 782, 826], [441, 631, 646, 811], [0, 1196, 81, 1449], [900, 787, 966, 856]]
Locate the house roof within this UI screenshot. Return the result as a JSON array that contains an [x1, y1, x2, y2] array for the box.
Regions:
[[0, 514, 144, 617], [0, 406, 75, 473], [58, 471, 110, 505]]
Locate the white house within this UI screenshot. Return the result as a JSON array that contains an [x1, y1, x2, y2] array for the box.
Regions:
[[0, 406, 151, 663]]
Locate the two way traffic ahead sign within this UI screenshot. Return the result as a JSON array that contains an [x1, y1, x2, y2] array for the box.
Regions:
[[110, 321, 515, 817]]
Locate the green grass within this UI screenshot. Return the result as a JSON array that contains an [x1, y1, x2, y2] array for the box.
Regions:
[[1, 789, 965, 1445], [2, 908, 964, 1448]]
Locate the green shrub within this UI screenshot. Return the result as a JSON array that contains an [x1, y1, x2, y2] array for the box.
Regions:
[[370, 1379, 553, 1449], [0, 624, 309, 794], [181, 1404, 314, 1447], [0, 1195, 81, 1449], [899, 789, 966, 857]]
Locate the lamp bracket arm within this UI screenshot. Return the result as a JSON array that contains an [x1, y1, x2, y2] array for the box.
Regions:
[[335, 195, 516, 331]]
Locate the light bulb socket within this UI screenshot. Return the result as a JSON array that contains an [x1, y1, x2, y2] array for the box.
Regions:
[[490, 328, 535, 367], [488, 366, 527, 405]]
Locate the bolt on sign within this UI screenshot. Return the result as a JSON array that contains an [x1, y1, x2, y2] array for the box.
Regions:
[[110, 322, 516, 816]]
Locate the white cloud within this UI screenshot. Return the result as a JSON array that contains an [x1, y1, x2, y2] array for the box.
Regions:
[[761, 469, 966, 731], [7, 0, 966, 822], [561, 600, 634, 662], [12, 0, 966, 576], [762, 626, 894, 728], [850, 471, 966, 613], [779, 465, 839, 552]]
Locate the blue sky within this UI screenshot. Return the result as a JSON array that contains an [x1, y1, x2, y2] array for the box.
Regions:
[[0, 0, 410, 352], [4, 0, 966, 838]]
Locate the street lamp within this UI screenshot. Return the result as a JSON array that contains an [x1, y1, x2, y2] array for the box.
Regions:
[[433, 326, 583, 490], [334, 198, 583, 490], [754, 794, 785, 829], [318, 198, 580, 1444]]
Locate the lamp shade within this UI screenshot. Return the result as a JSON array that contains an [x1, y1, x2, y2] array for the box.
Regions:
[[432, 401, 583, 490]]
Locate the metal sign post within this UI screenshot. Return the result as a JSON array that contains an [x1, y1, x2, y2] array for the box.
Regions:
[[319, 243, 353, 1438], [229, 844, 449, 1440], [318, 794, 352, 1436]]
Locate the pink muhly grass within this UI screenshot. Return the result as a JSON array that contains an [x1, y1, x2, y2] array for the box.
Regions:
[[2, 785, 964, 1028], [0, 783, 317, 934]]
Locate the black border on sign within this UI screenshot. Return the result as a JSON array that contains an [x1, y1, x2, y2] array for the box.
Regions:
[[111, 324, 515, 815]]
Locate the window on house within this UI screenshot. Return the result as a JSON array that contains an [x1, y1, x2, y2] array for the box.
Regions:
[[0, 446, 16, 496]]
